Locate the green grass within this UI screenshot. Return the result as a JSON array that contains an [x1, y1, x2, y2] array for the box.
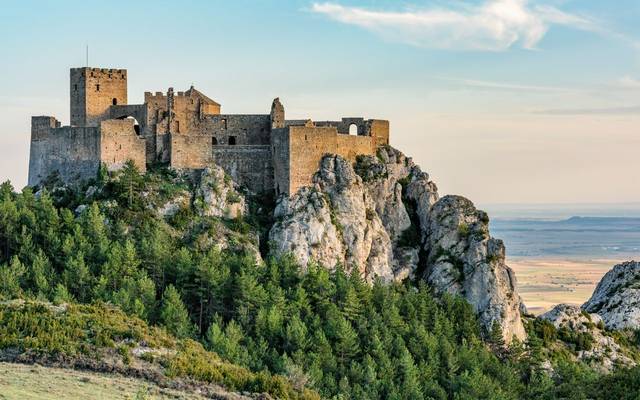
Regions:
[[0, 362, 206, 400]]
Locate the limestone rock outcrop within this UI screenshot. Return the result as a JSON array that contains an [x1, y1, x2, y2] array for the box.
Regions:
[[583, 261, 640, 330], [423, 195, 526, 342], [541, 304, 635, 372], [270, 155, 397, 282], [269, 146, 526, 342], [195, 165, 246, 219]]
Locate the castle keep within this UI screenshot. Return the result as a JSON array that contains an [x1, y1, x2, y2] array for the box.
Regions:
[[29, 67, 389, 196]]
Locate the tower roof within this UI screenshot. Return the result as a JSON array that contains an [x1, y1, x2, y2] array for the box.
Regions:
[[185, 86, 220, 106]]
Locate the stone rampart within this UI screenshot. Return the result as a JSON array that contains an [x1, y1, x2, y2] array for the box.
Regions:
[[213, 145, 274, 193]]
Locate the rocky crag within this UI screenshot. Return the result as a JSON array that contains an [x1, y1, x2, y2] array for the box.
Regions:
[[583, 261, 640, 330], [541, 303, 636, 372], [269, 146, 526, 342]]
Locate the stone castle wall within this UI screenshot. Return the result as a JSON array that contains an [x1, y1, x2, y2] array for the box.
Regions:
[[28, 125, 101, 186], [275, 125, 379, 196], [271, 128, 291, 196], [213, 145, 274, 193], [100, 119, 146, 173], [170, 134, 212, 169], [204, 115, 271, 145]]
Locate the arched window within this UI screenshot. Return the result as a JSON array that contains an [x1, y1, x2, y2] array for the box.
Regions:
[[212, 137, 218, 145], [349, 123, 358, 135], [112, 98, 118, 105], [116, 115, 140, 135], [228, 136, 236, 145]]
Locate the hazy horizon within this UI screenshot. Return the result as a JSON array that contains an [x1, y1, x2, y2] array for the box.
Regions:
[[2, 0, 639, 204]]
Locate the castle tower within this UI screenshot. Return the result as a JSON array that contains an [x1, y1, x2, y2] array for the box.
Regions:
[[270, 98, 285, 129], [70, 67, 127, 127]]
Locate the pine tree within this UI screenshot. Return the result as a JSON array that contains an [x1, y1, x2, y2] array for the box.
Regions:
[[160, 285, 192, 338], [52, 283, 73, 304], [0, 256, 26, 298], [114, 160, 144, 210], [334, 316, 359, 364], [30, 250, 52, 298], [284, 314, 309, 354]]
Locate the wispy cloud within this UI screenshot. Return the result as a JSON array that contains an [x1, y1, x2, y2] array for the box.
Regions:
[[534, 105, 640, 115], [440, 77, 577, 93], [310, 0, 599, 51]]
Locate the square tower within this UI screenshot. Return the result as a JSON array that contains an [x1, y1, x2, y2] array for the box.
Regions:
[[70, 67, 127, 127]]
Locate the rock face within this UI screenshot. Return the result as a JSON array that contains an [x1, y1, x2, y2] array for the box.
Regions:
[[270, 155, 397, 282], [583, 261, 640, 330], [195, 165, 246, 219], [541, 304, 635, 372], [423, 195, 526, 342], [269, 146, 526, 342]]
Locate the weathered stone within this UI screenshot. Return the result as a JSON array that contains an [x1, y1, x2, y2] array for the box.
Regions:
[[195, 165, 246, 220], [583, 261, 640, 330], [423, 195, 526, 343], [270, 155, 396, 283], [541, 304, 635, 372], [156, 191, 191, 218]]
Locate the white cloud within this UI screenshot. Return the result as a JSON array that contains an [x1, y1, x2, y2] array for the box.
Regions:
[[618, 76, 640, 89], [310, 0, 598, 51]]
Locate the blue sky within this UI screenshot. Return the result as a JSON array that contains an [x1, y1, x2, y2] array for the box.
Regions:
[[1, 0, 639, 204]]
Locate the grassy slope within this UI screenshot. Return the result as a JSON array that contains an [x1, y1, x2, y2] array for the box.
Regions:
[[0, 362, 206, 400], [0, 300, 318, 400]]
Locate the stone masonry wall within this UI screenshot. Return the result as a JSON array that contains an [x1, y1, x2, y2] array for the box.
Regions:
[[28, 126, 101, 186], [170, 134, 212, 169], [271, 128, 291, 196], [213, 145, 274, 193], [203, 114, 271, 145], [70, 68, 127, 127], [100, 119, 146, 173], [284, 126, 377, 196]]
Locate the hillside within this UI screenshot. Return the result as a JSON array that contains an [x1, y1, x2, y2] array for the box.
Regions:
[[0, 300, 317, 400], [2, 148, 640, 398], [0, 362, 206, 400]]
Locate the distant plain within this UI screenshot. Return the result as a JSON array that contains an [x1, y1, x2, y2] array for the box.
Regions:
[[484, 204, 640, 314]]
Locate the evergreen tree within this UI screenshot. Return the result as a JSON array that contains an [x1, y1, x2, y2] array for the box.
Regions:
[[160, 285, 192, 338], [0, 256, 26, 298]]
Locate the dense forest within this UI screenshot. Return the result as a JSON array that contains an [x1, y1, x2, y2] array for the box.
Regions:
[[2, 163, 640, 399]]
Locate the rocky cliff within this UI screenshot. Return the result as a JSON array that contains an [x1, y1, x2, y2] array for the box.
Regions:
[[269, 146, 526, 342], [541, 303, 635, 372], [583, 261, 640, 330]]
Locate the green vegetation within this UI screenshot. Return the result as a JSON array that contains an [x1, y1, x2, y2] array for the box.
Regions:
[[0, 362, 207, 400], [0, 301, 315, 399], [2, 166, 640, 399]]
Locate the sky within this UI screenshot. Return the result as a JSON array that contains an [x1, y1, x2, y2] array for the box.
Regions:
[[1, 0, 639, 205]]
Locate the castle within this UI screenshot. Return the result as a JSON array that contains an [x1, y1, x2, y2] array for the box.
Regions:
[[29, 67, 389, 196]]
